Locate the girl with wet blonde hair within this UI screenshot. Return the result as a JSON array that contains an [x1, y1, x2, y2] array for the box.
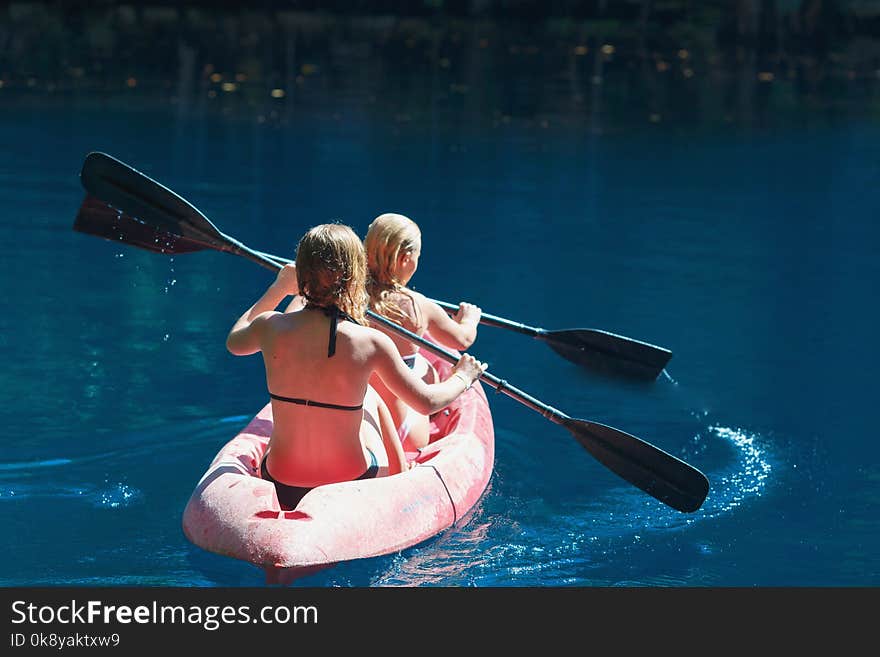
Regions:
[[295, 222, 369, 324], [365, 212, 423, 326], [364, 213, 483, 450], [226, 223, 486, 511]]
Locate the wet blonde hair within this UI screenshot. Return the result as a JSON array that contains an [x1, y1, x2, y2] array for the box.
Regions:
[[295, 223, 368, 324], [364, 213, 421, 324]]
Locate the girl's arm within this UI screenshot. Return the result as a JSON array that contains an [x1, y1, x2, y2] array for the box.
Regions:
[[226, 264, 299, 355], [417, 294, 481, 350], [370, 331, 485, 416], [373, 395, 410, 474]]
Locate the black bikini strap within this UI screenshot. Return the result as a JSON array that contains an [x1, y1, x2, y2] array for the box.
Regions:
[[327, 304, 339, 358], [302, 301, 360, 358], [269, 393, 363, 412]]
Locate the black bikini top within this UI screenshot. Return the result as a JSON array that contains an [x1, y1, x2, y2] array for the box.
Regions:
[[267, 301, 364, 412]]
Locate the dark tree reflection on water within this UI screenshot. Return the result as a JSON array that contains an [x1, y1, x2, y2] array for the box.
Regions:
[[1, 2, 877, 133]]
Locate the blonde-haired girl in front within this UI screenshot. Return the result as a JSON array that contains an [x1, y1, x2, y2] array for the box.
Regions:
[[226, 223, 485, 510], [364, 213, 482, 450]]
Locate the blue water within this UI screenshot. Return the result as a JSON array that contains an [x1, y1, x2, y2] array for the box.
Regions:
[[1, 9, 879, 587]]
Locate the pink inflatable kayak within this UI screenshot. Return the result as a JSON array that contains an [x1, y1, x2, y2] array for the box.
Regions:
[[181, 350, 495, 584]]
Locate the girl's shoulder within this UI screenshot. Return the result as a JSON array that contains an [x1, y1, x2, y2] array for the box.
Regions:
[[344, 320, 396, 356], [407, 288, 428, 304], [384, 286, 419, 304], [254, 309, 285, 329], [381, 288, 420, 318]]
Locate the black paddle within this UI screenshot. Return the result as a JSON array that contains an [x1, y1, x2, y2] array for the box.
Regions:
[[218, 248, 673, 380], [427, 298, 672, 381], [74, 151, 709, 513]]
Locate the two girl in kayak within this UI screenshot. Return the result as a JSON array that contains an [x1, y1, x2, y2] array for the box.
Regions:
[[226, 221, 484, 510]]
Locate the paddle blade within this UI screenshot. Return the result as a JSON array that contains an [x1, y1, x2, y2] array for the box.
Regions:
[[540, 328, 672, 380], [562, 417, 709, 513], [80, 151, 230, 251], [73, 195, 207, 255]]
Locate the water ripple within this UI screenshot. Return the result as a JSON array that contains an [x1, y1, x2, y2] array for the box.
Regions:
[[0, 481, 142, 508]]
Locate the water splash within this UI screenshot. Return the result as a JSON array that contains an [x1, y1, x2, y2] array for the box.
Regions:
[[97, 482, 141, 508], [702, 425, 772, 514]]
